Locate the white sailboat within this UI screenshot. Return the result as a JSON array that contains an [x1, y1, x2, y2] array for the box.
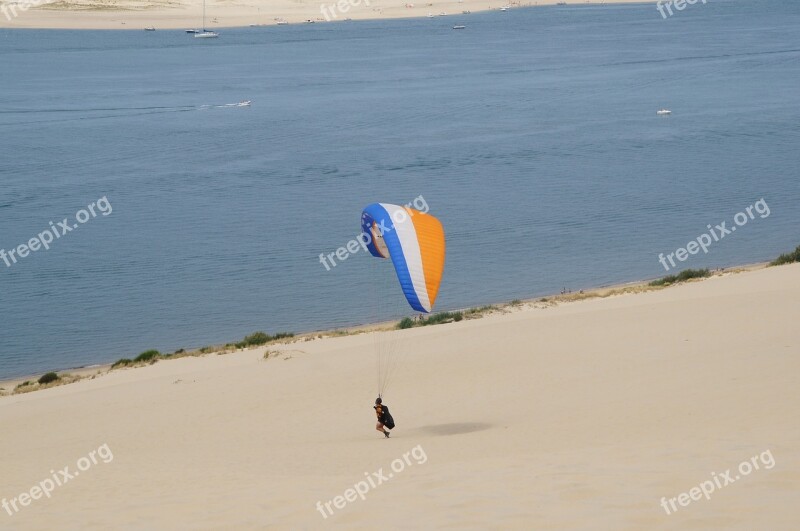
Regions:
[[194, 0, 219, 38]]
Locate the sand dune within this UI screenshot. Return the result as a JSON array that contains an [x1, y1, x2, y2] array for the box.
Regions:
[[1, 264, 798, 529], [1, 0, 652, 30]]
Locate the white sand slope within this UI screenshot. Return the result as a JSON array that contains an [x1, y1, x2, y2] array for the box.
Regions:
[[1, 264, 798, 529]]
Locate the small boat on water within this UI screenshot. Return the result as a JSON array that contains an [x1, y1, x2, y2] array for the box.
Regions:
[[500, 6, 508, 11], [185, 29, 200, 33], [657, 109, 672, 115], [237, 101, 252, 107], [276, 20, 289, 25], [453, 25, 465, 29], [144, 27, 156, 31], [194, 0, 219, 38]]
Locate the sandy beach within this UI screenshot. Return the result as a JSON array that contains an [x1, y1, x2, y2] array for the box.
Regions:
[[1, 263, 798, 529], [1, 0, 653, 30]]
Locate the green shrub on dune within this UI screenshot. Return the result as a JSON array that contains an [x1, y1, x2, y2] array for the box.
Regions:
[[398, 317, 414, 329], [464, 305, 495, 317], [38, 372, 60, 385], [397, 311, 464, 329], [110, 349, 161, 369], [234, 331, 295, 349], [649, 268, 710, 286], [422, 311, 463, 325], [769, 245, 800, 266], [133, 349, 161, 363], [240, 331, 270, 346]]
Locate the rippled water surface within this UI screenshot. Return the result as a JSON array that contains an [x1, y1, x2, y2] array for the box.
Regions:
[[1, 0, 799, 377]]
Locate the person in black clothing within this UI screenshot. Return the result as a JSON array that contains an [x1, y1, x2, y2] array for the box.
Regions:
[[374, 397, 391, 438]]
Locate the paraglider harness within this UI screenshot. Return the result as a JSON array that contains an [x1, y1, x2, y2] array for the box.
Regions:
[[375, 403, 395, 430]]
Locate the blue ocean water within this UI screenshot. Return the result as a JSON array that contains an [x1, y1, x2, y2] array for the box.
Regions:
[[1, 0, 799, 378]]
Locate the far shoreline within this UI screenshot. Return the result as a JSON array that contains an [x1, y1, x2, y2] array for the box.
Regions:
[[0, 0, 656, 31], [0, 258, 773, 394]]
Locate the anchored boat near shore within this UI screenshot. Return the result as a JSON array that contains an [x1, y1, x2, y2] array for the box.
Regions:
[[194, 0, 218, 38]]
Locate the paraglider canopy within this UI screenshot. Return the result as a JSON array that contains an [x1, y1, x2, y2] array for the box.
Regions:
[[361, 203, 446, 313]]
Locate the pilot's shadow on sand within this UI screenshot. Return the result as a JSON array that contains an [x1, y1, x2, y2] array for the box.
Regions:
[[416, 423, 492, 436]]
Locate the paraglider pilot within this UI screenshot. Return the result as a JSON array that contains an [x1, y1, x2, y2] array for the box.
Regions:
[[374, 397, 393, 438]]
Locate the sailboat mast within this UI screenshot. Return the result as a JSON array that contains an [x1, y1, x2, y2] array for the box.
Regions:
[[193, 0, 217, 37]]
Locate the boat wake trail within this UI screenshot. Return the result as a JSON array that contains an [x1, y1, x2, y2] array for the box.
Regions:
[[0, 101, 251, 125], [201, 101, 252, 109], [0, 105, 198, 115]]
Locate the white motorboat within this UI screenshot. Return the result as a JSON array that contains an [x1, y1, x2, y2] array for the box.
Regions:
[[657, 109, 672, 115], [453, 25, 465, 29]]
